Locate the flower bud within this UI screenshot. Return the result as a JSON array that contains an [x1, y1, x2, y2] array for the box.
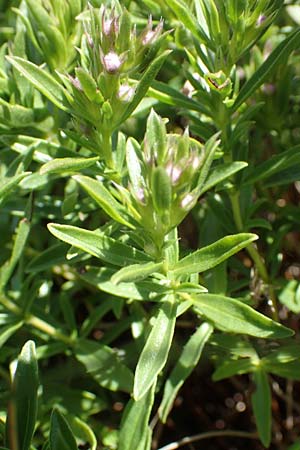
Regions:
[[180, 193, 196, 211], [117, 84, 135, 103], [102, 51, 123, 74]]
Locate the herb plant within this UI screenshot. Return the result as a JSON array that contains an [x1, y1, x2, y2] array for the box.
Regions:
[[0, 1, 300, 449]]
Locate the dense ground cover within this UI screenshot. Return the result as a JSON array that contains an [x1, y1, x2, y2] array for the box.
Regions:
[[0, 1, 300, 449]]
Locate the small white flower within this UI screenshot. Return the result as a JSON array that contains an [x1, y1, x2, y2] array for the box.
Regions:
[[103, 51, 122, 74], [117, 84, 135, 102], [180, 193, 195, 210]]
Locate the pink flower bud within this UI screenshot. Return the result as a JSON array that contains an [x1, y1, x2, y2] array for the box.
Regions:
[[102, 51, 122, 74]]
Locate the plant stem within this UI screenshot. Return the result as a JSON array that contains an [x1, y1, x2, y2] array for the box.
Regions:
[[229, 189, 279, 321], [0, 293, 73, 345], [158, 429, 258, 450], [102, 128, 114, 169]]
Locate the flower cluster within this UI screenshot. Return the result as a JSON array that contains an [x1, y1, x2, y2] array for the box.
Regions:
[[59, 4, 168, 168], [123, 110, 205, 254]]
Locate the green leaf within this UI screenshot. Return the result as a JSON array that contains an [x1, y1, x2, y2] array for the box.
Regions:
[[200, 161, 248, 194], [149, 80, 206, 114], [67, 416, 97, 450], [134, 296, 177, 400], [278, 280, 300, 313], [73, 175, 134, 228], [26, 244, 68, 273], [112, 261, 164, 284], [0, 217, 31, 289], [245, 145, 300, 186], [192, 294, 294, 338], [232, 28, 300, 112], [74, 339, 134, 392], [6, 341, 39, 450], [212, 358, 255, 381], [40, 157, 99, 175], [48, 223, 151, 266], [0, 172, 31, 203], [49, 409, 77, 450], [171, 233, 257, 277], [159, 322, 213, 423], [78, 266, 168, 301], [118, 381, 156, 450], [165, 0, 210, 46], [262, 360, 300, 380], [251, 369, 271, 448], [116, 51, 171, 127], [6, 56, 69, 111], [0, 321, 23, 348]]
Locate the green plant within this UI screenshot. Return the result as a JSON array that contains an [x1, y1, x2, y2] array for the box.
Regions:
[[0, 1, 300, 449]]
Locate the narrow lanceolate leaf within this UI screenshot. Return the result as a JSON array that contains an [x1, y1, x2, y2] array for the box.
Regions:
[[171, 234, 257, 277], [192, 294, 294, 338], [232, 28, 300, 112], [134, 296, 177, 400], [6, 56, 69, 111], [49, 409, 77, 450], [78, 266, 168, 301], [200, 161, 248, 194], [67, 416, 97, 450], [165, 0, 210, 46], [48, 223, 151, 266], [0, 217, 31, 289], [74, 339, 133, 392], [73, 175, 134, 228], [116, 51, 171, 127], [112, 261, 164, 284], [251, 369, 271, 448], [245, 144, 300, 185], [118, 381, 156, 450], [159, 322, 213, 423], [6, 341, 39, 450], [212, 358, 256, 381], [0, 322, 23, 349], [40, 157, 99, 175], [0, 172, 31, 202]]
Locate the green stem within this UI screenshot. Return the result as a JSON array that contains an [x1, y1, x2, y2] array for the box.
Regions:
[[102, 128, 114, 169], [228, 190, 279, 321], [0, 293, 73, 345], [220, 110, 279, 320]]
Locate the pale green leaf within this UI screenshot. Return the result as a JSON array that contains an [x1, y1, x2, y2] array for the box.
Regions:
[[116, 51, 171, 127], [74, 339, 133, 392], [159, 322, 213, 422], [48, 224, 151, 266], [118, 381, 156, 450], [40, 157, 99, 175], [192, 294, 294, 338], [73, 175, 134, 228], [6, 56, 69, 111], [134, 296, 177, 400], [251, 369, 271, 448], [112, 261, 164, 284], [172, 233, 257, 277], [200, 161, 248, 194], [78, 266, 168, 301], [0, 172, 31, 202]]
